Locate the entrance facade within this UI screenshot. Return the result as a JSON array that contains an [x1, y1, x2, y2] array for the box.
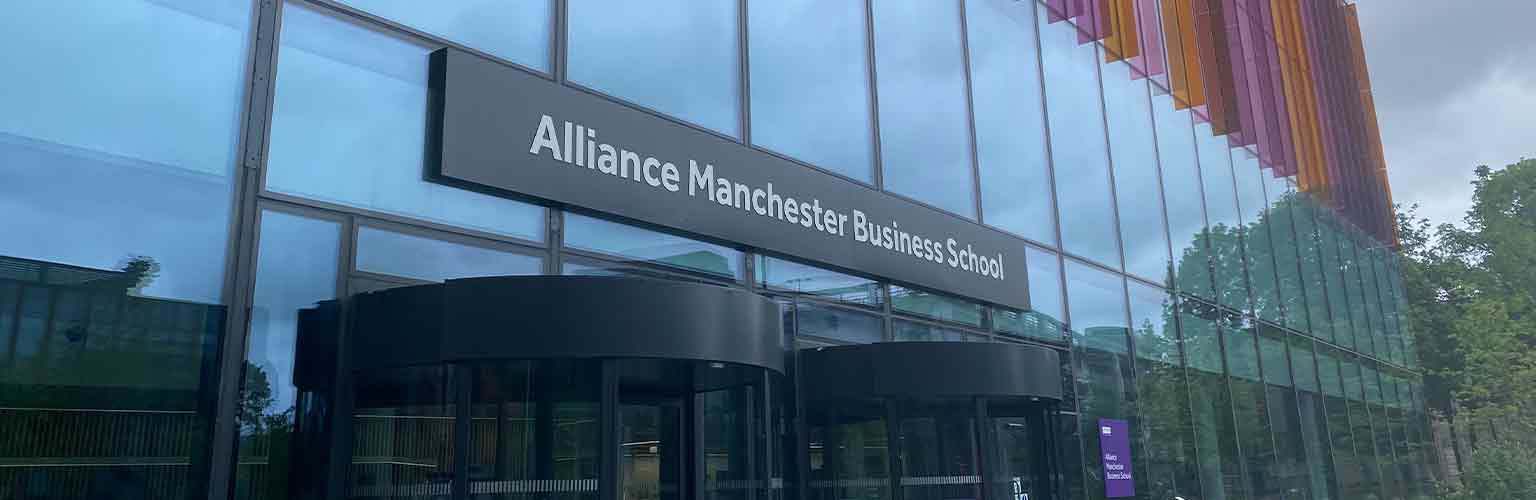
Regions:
[[281, 277, 1058, 500]]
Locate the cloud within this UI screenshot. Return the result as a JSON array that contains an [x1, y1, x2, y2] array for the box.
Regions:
[[1354, 0, 1536, 228]]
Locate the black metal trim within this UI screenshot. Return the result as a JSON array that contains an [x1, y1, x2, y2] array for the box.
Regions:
[[350, 276, 786, 374], [799, 341, 1063, 401]]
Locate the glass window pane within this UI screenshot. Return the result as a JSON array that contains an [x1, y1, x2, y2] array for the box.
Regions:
[[1128, 282, 1201, 500], [1103, 61, 1169, 283], [1153, 95, 1211, 297], [1196, 126, 1239, 231], [1027, 247, 1066, 327], [1294, 194, 1333, 343], [967, 0, 1053, 243], [267, 3, 545, 240], [889, 286, 984, 327], [0, 2, 250, 497], [891, 320, 982, 342], [992, 306, 1063, 343], [1319, 217, 1355, 350], [871, 0, 976, 218], [794, 303, 884, 344], [564, 213, 742, 278], [1065, 260, 1127, 353], [1179, 302, 1247, 500], [236, 210, 342, 497], [355, 226, 543, 283], [1222, 324, 1285, 500], [335, 0, 552, 71], [757, 256, 881, 307], [748, 0, 873, 181], [1232, 153, 1280, 324], [1268, 177, 1308, 334], [568, 0, 740, 137], [1040, 13, 1117, 267], [1065, 260, 1132, 498]]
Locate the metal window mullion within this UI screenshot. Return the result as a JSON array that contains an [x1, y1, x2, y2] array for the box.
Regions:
[[737, 0, 751, 145], [863, 0, 885, 188], [207, 0, 284, 497], [956, 0, 985, 223]]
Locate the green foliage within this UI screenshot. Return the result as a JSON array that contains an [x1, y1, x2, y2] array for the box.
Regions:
[[1438, 440, 1536, 500], [1399, 159, 1536, 419]]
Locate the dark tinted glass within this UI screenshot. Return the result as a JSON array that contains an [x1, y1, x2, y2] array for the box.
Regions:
[[568, 0, 740, 137], [871, 0, 977, 217], [967, 0, 1054, 243], [1040, 16, 1117, 266], [748, 0, 874, 181]]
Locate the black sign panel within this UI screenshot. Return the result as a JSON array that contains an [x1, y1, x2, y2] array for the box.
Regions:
[[427, 48, 1031, 310]]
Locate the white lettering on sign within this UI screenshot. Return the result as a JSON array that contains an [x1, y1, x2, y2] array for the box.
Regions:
[[530, 114, 1007, 282]]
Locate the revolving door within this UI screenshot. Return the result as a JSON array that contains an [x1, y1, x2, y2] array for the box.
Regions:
[[800, 343, 1064, 500], [341, 277, 788, 500]]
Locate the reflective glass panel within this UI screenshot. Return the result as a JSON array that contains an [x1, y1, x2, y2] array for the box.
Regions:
[[892, 320, 983, 342], [1026, 247, 1066, 328], [748, 0, 873, 181], [1128, 281, 1202, 500], [757, 256, 880, 307], [267, 3, 545, 240], [1040, 14, 1117, 267], [794, 303, 884, 344], [0, 2, 250, 497], [235, 211, 341, 498], [871, 0, 977, 218], [1102, 61, 1169, 282], [1065, 260, 1132, 498], [967, 0, 1054, 243], [1065, 261, 1127, 352], [1179, 301, 1246, 500], [568, 0, 740, 137], [1152, 95, 1211, 297], [355, 226, 543, 283], [1267, 176, 1307, 334], [336, 0, 552, 71], [889, 286, 984, 327], [1231, 152, 1280, 323], [564, 213, 742, 278]]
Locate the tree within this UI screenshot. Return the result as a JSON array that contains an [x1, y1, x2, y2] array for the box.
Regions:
[[1400, 159, 1536, 423]]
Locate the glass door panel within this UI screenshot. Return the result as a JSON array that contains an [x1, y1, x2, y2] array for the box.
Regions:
[[467, 360, 600, 500], [700, 385, 755, 500], [896, 400, 982, 500], [619, 398, 685, 500], [807, 399, 891, 500], [351, 364, 457, 499]]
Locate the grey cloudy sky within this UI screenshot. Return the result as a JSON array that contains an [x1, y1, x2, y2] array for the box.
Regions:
[[1354, 1, 1536, 228]]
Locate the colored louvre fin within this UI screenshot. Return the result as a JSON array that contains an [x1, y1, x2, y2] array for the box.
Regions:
[[1038, 0, 1397, 245]]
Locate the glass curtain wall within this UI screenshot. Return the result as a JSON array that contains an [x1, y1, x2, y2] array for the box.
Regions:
[[1064, 262, 1132, 499], [0, 1, 251, 497]]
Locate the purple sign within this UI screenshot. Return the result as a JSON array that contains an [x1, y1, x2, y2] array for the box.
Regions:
[[1098, 418, 1135, 498]]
